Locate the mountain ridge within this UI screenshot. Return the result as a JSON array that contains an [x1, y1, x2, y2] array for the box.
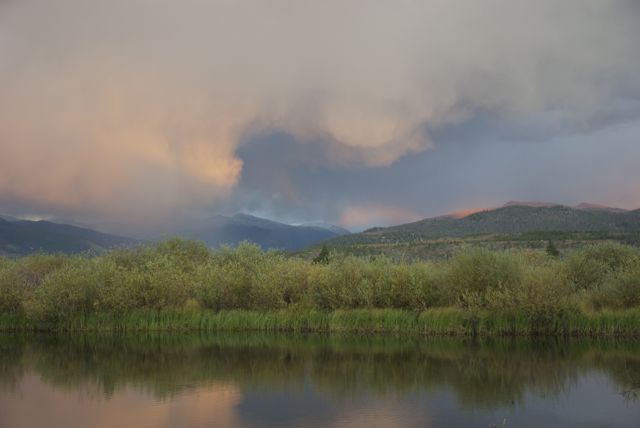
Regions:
[[179, 213, 349, 251], [0, 212, 349, 255], [317, 202, 640, 249], [0, 217, 139, 256]]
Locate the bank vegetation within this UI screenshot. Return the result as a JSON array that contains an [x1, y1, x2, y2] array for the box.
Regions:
[[1, 239, 639, 335]]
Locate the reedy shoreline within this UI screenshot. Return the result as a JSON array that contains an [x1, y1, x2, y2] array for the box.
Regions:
[[2, 308, 640, 336]]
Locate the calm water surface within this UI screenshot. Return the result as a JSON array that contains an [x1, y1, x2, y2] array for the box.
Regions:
[[1, 334, 639, 428]]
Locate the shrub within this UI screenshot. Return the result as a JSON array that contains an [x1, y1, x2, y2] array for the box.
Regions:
[[447, 248, 523, 310], [0, 260, 23, 315], [259, 257, 316, 309], [313, 257, 367, 310], [517, 262, 574, 319], [2, 239, 640, 326], [388, 263, 446, 310], [0, 254, 68, 316], [193, 261, 226, 310], [566, 243, 639, 291], [314, 256, 398, 309], [611, 264, 640, 309], [140, 255, 194, 310], [195, 242, 284, 310], [94, 261, 146, 313], [27, 258, 99, 321], [15, 254, 67, 289], [589, 261, 640, 310], [155, 238, 211, 270]]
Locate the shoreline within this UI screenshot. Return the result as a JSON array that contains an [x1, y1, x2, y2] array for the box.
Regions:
[[2, 308, 639, 336]]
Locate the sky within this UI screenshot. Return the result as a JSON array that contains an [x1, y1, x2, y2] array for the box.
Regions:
[[1, 0, 640, 235]]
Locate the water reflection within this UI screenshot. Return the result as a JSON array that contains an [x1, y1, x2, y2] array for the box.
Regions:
[[1, 334, 639, 427]]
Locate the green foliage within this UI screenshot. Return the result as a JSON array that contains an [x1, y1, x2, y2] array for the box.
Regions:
[[588, 260, 640, 310], [447, 248, 523, 310], [388, 262, 447, 310], [27, 258, 100, 321], [312, 244, 331, 264], [1, 240, 640, 334], [516, 261, 575, 321], [194, 242, 283, 310], [154, 238, 211, 270], [0, 259, 23, 314], [566, 243, 639, 291], [546, 240, 559, 257], [0, 254, 67, 316], [609, 264, 640, 309]]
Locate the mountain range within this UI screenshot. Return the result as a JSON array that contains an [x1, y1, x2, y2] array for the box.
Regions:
[[0, 213, 350, 255], [3, 202, 639, 256], [0, 217, 139, 256], [178, 213, 350, 251], [319, 202, 640, 248]]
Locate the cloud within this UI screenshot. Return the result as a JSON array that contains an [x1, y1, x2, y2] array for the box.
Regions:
[[1, 0, 639, 230]]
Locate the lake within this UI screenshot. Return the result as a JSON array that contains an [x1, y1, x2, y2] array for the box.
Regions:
[[0, 334, 639, 427]]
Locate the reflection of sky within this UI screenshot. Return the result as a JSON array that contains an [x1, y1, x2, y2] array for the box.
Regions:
[[2, 372, 639, 428]]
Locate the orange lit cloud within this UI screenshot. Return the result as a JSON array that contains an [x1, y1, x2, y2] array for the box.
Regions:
[[0, 75, 244, 224]]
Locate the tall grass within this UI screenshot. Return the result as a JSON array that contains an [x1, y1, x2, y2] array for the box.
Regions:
[[2, 308, 639, 336], [1, 239, 640, 335]]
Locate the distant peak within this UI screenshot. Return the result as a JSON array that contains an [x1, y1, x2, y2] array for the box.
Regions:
[[232, 213, 258, 220], [298, 222, 351, 235], [574, 203, 628, 213], [0, 214, 19, 222], [502, 201, 557, 208], [422, 200, 633, 224], [229, 213, 285, 227], [439, 201, 556, 220], [441, 208, 490, 219]]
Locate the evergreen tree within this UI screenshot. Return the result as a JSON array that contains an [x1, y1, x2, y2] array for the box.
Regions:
[[313, 244, 330, 264], [546, 240, 559, 257]]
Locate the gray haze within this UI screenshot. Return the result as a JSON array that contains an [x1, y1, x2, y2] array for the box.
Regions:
[[1, 1, 640, 235]]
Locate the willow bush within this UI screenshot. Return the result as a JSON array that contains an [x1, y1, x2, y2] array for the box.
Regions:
[[0, 239, 640, 328]]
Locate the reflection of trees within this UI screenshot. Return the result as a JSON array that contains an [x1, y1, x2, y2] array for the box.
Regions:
[[0, 334, 639, 408], [308, 339, 586, 407], [0, 335, 25, 392], [587, 347, 640, 400]]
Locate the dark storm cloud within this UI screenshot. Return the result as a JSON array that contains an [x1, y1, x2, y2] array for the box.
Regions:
[[229, 114, 640, 230]]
